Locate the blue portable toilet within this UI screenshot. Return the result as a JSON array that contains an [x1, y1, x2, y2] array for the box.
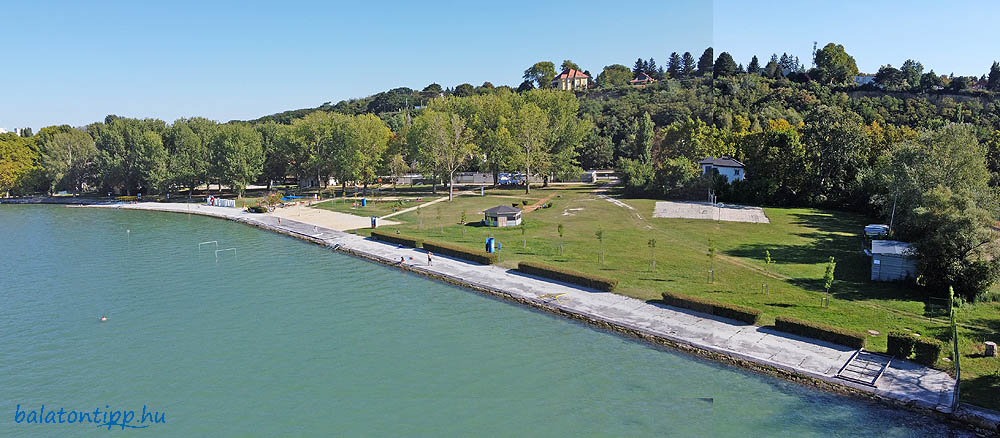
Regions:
[[371, 216, 378, 228], [361, 198, 367, 207], [485, 237, 495, 253]]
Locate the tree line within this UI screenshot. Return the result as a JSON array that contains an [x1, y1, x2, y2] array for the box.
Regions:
[[4, 41, 1000, 299]]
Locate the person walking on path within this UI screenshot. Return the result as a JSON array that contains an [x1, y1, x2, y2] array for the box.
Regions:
[[427, 251, 433, 266]]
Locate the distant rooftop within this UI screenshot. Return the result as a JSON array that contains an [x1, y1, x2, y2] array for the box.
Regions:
[[698, 156, 744, 168], [871, 240, 915, 256]]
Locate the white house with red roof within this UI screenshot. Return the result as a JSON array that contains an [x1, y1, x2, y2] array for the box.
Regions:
[[551, 68, 589, 91], [699, 156, 745, 183]]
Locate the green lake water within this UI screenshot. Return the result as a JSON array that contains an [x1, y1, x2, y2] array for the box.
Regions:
[[0, 206, 967, 437]]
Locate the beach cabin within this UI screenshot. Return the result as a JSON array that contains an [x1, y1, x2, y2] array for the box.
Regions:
[[484, 205, 522, 227], [871, 240, 918, 282], [699, 157, 745, 183]]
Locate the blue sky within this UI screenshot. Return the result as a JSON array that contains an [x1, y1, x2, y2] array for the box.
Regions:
[[2, 1, 997, 130]]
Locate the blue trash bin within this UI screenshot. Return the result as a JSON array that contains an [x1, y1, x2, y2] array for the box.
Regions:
[[361, 198, 367, 207], [371, 216, 377, 228]]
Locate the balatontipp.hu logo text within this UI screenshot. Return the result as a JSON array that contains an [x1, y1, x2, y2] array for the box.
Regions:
[[14, 404, 165, 430]]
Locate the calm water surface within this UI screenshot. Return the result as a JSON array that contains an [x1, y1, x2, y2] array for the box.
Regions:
[[0, 206, 967, 437]]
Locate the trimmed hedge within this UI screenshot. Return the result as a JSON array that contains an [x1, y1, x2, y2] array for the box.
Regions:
[[660, 291, 761, 325], [913, 337, 944, 366], [887, 331, 916, 358], [423, 240, 497, 265], [774, 316, 867, 349], [370, 230, 424, 248], [518, 262, 618, 292]]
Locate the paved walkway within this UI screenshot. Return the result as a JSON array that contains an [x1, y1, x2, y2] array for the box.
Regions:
[[92, 202, 956, 414]]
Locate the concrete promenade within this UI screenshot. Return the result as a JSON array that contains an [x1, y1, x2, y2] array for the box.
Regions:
[[93, 202, 964, 420]]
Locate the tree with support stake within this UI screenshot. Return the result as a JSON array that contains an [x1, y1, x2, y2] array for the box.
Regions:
[[707, 240, 716, 283], [596, 228, 605, 264], [763, 249, 774, 295], [460, 210, 467, 237], [648, 238, 657, 272], [520, 221, 527, 248], [557, 223, 564, 256], [823, 256, 836, 307]]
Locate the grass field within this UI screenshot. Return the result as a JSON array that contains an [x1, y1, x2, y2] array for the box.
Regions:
[[348, 184, 1000, 410]]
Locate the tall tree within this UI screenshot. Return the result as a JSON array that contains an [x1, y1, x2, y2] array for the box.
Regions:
[[667, 52, 682, 78], [561, 60, 580, 71], [747, 55, 761, 75], [210, 123, 263, 198], [165, 120, 209, 198], [334, 113, 391, 195], [597, 64, 632, 88], [256, 121, 292, 191], [713, 52, 738, 78], [901, 59, 923, 89], [0, 133, 39, 197], [523, 61, 557, 89], [813, 42, 859, 84], [410, 110, 476, 199], [696, 47, 714, 76], [512, 103, 548, 194], [91, 117, 167, 195], [681, 52, 696, 77], [40, 129, 97, 196], [633, 58, 647, 74], [988, 61, 1000, 92]]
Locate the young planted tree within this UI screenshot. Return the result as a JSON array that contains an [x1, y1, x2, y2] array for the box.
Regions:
[[557, 223, 564, 256], [764, 249, 774, 294], [823, 256, 836, 294], [707, 240, 716, 283], [648, 238, 657, 272], [521, 221, 527, 248], [460, 210, 467, 237], [437, 205, 443, 235], [596, 227, 605, 264]]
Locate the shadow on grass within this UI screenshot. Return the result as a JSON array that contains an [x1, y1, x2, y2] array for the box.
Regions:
[[960, 374, 1000, 411]]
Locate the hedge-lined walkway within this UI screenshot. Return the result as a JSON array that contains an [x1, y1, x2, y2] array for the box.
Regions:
[[92, 202, 958, 415]]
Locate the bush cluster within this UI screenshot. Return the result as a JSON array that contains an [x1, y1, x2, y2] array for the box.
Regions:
[[887, 331, 916, 358], [773, 316, 867, 349], [423, 240, 497, 265], [913, 336, 944, 366], [370, 230, 424, 248], [518, 261, 618, 291], [660, 291, 761, 324], [247, 205, 268, 213]]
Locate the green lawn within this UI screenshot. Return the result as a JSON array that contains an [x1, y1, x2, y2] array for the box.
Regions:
[[356, 184, 1000, 410], [312, 196, 444, 218]]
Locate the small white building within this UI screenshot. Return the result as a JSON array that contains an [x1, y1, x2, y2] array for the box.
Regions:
[[699, 157, 745, 183], [871, 240, 918, 282], [483, 205, 522, 227]]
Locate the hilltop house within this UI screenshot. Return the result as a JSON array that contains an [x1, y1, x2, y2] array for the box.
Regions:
[[699, 157, 745, 183], [551, 69, 589, 91], [630, 72, 657, 87]]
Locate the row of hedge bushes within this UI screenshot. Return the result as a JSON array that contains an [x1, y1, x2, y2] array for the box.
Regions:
[[517, 262, 618, 292], [774, 316, 867, 349], [422, 240, 497, 265], [370, 230, 424, 248], [887, 331, 943, 365], [660, 291, 761, 324]]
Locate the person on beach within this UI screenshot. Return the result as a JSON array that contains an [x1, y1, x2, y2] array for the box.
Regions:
[[399, 256, 405, 266], [427, 251, 433, 266]]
